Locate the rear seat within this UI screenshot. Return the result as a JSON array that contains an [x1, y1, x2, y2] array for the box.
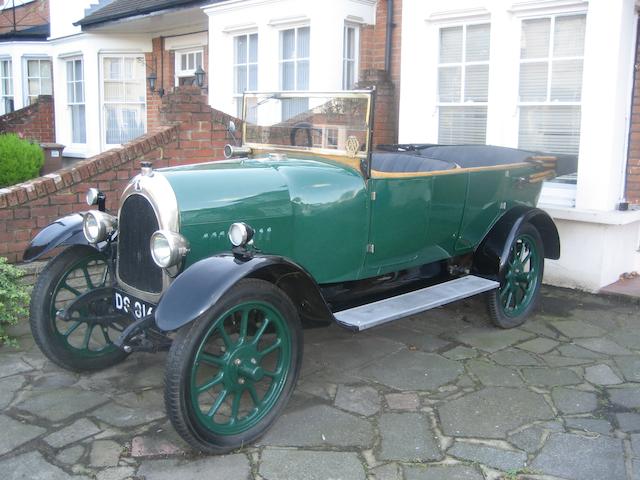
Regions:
[[371, 153, 456, 173]]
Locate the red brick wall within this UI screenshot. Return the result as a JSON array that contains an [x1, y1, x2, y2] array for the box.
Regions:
[[627, 27, 640, 205], [0, 95, 54, 143], [0, 87, 238, 263], [0, 0, 49, 35]]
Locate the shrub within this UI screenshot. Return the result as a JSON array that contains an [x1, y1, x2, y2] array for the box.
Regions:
[[0, 133, 45, 187], [0, 257, 30, 347]]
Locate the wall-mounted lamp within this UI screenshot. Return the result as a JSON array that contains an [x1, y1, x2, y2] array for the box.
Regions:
[[147, 70, 164, 97], [194, 66, 206, 88]]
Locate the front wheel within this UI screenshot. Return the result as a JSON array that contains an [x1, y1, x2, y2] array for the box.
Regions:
[[164, 278, 303, 454], [487, 223, 544, 328]]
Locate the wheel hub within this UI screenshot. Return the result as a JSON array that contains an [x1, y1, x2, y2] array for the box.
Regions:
[[223, 345, 264, 389]]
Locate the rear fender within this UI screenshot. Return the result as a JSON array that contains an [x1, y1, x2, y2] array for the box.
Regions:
[[473, 206, 560, 279], [23, 213, 93, 262], [154, 254, 334, 332]]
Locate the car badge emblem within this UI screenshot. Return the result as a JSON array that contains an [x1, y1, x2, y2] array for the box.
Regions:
[[345, 136, 360, 158], [134, 179, 142, 191]]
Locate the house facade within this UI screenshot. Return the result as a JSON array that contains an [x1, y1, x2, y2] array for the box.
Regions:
[[399, 0, 640, 291]]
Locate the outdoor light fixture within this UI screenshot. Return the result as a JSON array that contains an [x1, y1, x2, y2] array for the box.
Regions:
[[194, 66, 206, 88], [147, 71, 164, 97]]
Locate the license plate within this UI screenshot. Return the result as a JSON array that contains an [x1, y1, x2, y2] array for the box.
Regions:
[[114, 290, 155, 320]]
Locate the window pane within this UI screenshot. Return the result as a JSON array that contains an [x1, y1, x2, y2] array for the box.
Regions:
[[438, 66, 461, 102], [345, 26, 355, 59], [27, 60, 39, 77], [75, 81, 84, 102], [282, 29, 295, 60], [75, 60, 83, 80], [297, 59, 309, 90], [249, 64, 257, 90], [519, 62, 548, 101], [235, 35, 247, 64], [281, 61, 294, 90], [196, 52, 203, 69], [466, 24, 490, 62], [67, 61, 73, 81], [518, 105, 581, 154], [28, 78, 39, 95], [104, 81, 124, 102], [297, 27, 310, 58], [106, 58, 122, 80], [181, 54, 187, 71], [40, 60, 51, 78], [440, 26, 462, 63], [249, 34, 258, 63], [439, 106, 487, 144], [554, 14, 586, 57], [464, 64, 489, 102], [521, 18, 550, 59], [551, 59, 582, 101], [67, 79, 74, 102], [235, 65, 247, 93], [71, 105, 86, 143]]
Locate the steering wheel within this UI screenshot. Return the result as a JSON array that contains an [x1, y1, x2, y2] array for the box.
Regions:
[[290, 122, 313, 147]]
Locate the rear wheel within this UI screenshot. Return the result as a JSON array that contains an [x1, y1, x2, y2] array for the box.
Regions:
[[164, 278, 303, 454], [487, 223, 544, 328]]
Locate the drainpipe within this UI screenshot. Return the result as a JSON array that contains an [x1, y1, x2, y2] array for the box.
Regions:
[[384, 0, 394, 74]]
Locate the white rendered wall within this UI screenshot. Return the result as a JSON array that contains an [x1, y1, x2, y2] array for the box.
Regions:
[[203, 0, 376, 116]]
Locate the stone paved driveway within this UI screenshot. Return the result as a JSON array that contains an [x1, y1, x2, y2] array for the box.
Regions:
[[1, 286, 639, 480]]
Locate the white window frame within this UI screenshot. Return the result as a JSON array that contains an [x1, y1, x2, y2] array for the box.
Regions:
[[174, 48, 204, 86], [66, 57, 86, 145], [343, 24, 360, 90], [23, 57, 52, 105], [233, 32, 258, 118], [436, 22, 491, 145], [0, 58, 13, 115], [99, 53, 147, 149], [279, 25, 310, 92]]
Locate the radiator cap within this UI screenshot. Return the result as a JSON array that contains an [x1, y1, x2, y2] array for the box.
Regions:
[[140, 161, 154, 177]]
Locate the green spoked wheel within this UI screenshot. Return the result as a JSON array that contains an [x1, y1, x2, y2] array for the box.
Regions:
[[165, 278, 303, 453], [30, 245, 130, 371], [487, 223, 544, 328]]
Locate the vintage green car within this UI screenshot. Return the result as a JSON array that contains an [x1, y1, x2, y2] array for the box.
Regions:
[[25, 91, 563, 453]]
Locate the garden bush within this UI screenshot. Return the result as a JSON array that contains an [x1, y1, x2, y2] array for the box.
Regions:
[[0, 257, 30, 347], [0, 133, 44, 187]]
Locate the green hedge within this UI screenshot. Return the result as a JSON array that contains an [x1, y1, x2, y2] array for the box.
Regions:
[[0, 257, 29, 348], [0, 134, 44, 188]]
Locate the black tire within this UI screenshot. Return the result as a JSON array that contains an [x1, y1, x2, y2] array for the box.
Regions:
[[165, 278, 303, 454], [30, 245, 129, 372], [487, 223, 544, 328]]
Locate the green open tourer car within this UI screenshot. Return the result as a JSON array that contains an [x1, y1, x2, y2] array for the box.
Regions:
[[24, 90, 568, 453]]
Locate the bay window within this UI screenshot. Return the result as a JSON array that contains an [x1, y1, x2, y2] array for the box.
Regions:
[[66, 58, 86, 144], [437, 23, 490, 145], [280, 26, 310, 120], [233, 33, 258, 118]]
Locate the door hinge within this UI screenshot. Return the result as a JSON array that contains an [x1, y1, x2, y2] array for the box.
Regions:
[[371, 191, 377, 201], [366, 243, 375, 254]]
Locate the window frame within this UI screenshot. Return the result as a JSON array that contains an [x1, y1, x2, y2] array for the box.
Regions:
[[23, 57, 52, 105], [0, 58, 13, 115], [279, 25, 310, 92], [233, 32, 258, 118], [65, 57, 86, 145], [343, 23, 360, 90], [436, 22, 491, 145], [174, 48, 204, 86]]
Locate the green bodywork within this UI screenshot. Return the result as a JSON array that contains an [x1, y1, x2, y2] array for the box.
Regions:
[[161, 154, 543, 285]]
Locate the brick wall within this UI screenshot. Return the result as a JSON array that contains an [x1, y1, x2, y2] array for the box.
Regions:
[[0, 95, 55, 143], [0, 0, 49, 34], [0, 87, 237, 263], [627, 28, 640, 205]]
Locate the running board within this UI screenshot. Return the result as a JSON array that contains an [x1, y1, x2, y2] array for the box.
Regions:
[[334, 275, 499, 332]]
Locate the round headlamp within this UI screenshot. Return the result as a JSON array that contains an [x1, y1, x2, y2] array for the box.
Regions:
[[228, 222, 254, 247], [150, 230, 190, 268], [82, 211, 116, 244], [86, 188, 101, 206]]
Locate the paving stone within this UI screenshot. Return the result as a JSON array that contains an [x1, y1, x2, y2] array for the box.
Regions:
[[467, 359, 523, 387], [521, 321, 560, 339], [260, 404, 373, 447], [18, 388, 106, 421], [372, 463, 402, 480], [521, 367, 581, 386], [138, 455, 251, 480], [544, 355, 592, 367], [130, 429, 187, 457], [565, 418, 613, 435], [404, 464, 484, 480], [378, 413, 441, 461], [490, 349, 540, 366], [0, 354, 33, 379], [442, 346, 478, 360], [517, 337, 559, 354], [55, 445, 85, 464], [633, 460, 640, 480], [0, 375, 25, 409], [385, 392, 419, 411], [584, 364, 622, 385], [90, 440, 122, 467], [551, 387, 598, 414], [259, 448, 365, 480], [632, 434, 640, 457], [557, 344, 606, 359], [616, 413, 640, 432], [358, 350, 463, 391], [438, 387, 554, 438], [532, 433, 625, 480], [0, 451, 88, 480], [455, 328, 533, 353], [92, 402, 165, 427], [44, 418, 101, 448], [614, 356, 640, 382], [96, 467, 136, 480], [448, 442, 527, 472], [575, 338, 632, 356], [551, 320, 607, 339], [334, 385, 381, 416], [608, 386, 640, 408], [0, 414, 46, 455], [369, 327, 451, 353], [508, 425, 545, 453]]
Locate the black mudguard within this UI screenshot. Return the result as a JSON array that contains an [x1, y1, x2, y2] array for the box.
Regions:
[[23, 213, 92, 262], [154, 254, 334, 332], [473, 206, 560, 279]]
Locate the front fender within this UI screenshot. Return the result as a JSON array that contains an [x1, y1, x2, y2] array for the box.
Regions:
[[23, 213, 92, 262], [154, 254, 334, 332]]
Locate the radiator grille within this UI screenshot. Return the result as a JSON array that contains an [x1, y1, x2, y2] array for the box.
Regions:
[[118, 194, 163, 293]]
